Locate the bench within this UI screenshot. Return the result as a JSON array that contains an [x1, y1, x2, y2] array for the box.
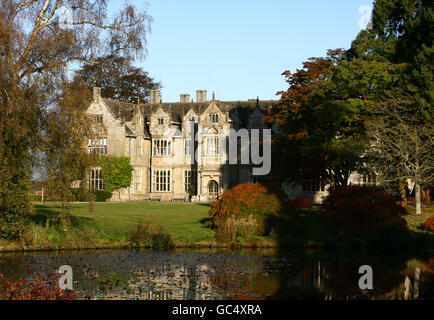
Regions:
[[148, 194, 162, 201], [171, 194, 189, 202]]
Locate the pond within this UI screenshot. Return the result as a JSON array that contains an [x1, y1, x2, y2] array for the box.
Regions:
[[0, 248, 433, 300]]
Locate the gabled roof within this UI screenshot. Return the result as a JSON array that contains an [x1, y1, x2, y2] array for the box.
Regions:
[[100, 97, 279, 126], [102, 98, 137, 122], [124, 124, 136, 137]]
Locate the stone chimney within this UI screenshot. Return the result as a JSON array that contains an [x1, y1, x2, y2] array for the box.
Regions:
[[93, 87, 101, 100], [150, 90, 161, 104], [196, 90, 207, 103], [180, 94, 190, 103]]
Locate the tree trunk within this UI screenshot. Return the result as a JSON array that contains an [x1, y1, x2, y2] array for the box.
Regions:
[[397, 171, 407, 207], [415, 182, 422, 215], [403, 276, 411, 300], [414, 267, 420, 300]]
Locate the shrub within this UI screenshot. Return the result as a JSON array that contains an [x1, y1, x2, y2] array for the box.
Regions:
[[0, 273, 77, 300], [99, 156, 133, 199], [70, 188, 111, 202], [209, 182, 282, 242], [216, 215, 258, 242], [93, 190, 112, 202], [71, 188, 86, 202], [0, 196, 33, 240], [288, 198, 313, 209], [0, 168, 34, 240], [422, 216, 434, 232], [322, 186, 409, 237], [130, 221, 173, 250], [424, 258, 434, 274], [28, 194, 43, 202]]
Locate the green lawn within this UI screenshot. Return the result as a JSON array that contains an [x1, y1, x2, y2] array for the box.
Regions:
[[31, 202, 213, 247], [405, 205, 434, 233], [3, 202, 432, 251]]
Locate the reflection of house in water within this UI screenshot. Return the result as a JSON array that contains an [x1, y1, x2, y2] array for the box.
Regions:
[[125, 263, 217, 300]]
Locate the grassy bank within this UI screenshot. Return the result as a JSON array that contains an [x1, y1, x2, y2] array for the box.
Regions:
[[0, 202, 433, 252], [0, 202, 216, 251]]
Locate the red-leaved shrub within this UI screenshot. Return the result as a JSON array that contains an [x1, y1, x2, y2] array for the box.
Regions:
[[322, 186, 409, 236], [288, 198, 313, 209], [424, 258, 434, 274], [209, 182, 282, 241], [0, 273, 77, 300], [422, 216, 434, 232]]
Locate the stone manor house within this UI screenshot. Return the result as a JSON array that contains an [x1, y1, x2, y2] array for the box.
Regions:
[[86, 87, 278, 202], [85, 87, 378, 203]]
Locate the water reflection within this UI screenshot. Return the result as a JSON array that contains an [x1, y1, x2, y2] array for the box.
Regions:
[[0, 249, 433, 300]]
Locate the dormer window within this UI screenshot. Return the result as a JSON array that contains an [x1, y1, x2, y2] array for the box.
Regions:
[[209, 114, 219, 123], [96, 115, 103, 124], [88, 138, 107, 155], [158, 118, 164, 125]]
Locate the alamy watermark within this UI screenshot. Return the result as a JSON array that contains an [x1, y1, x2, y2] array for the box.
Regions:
[[358, 265, 373, 290], [58, 265, 73, 290], [159, 121, 272, 176]]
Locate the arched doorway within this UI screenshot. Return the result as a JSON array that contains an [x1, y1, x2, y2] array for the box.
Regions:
[[208, 180, 219, 201]]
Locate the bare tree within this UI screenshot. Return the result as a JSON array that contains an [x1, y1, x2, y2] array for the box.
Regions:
[[365, 90, 434, 215]]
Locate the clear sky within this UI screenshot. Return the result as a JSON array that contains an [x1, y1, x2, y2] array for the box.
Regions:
[[110, 0, 374, 103]]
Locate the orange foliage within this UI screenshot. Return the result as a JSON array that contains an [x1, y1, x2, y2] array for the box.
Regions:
[[288, 198, 313, 209], [424, 258, 434, 274], [0, 273, 77, 300], [422, 216, 434, 232], [209, 182, 282, 241]]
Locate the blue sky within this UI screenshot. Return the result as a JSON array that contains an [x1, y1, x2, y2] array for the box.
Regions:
[[110, 0, 374, 102]]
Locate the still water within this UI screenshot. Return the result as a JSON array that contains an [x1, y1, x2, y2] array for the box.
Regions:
[[1, 249, 433, 300]]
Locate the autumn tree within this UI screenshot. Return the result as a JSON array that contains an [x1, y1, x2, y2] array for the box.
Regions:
[[265, 49, 403, 190], [76, 55, 161, 103], [264, 50, 344, 188], [0, 0, 151, 238], [42, 80, 98, 226]]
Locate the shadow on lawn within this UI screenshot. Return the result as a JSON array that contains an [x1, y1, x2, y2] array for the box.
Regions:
[[267, 206, 434, 252], [31, 204, 94, 231]]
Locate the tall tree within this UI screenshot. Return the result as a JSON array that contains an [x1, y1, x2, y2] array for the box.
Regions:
[[43, 80, 98, 226], [349, 0, 433, 119], [76, 55, 161, 103], [365, 88, 434, 214], [264, 50, 343, 187], [265, 50, 400, 189], [348, 0, 433, 211], [0, 0, 151, 238]]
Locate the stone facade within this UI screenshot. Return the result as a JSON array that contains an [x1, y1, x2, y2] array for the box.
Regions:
[[86, 89, 277, 202], [86, 88, 382, 204]]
